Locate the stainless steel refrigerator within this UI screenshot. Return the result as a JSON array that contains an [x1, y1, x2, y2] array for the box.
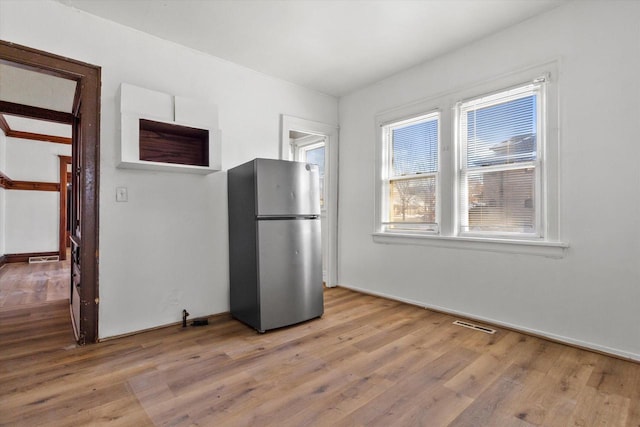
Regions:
[[227, 158, 324, 332]]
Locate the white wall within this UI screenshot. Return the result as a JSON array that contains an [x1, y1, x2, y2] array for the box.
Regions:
[[5, 191, 59, 253], [0, 1, 338, 338], [5, 137, 69, 182], [338, 1, 640, 360], [2, 138, 70, 254]]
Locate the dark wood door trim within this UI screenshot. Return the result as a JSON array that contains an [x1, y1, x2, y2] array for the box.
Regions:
[[59, 155, 72, 260], [0, 100, 75, 124], [0, 40, 101, 344]]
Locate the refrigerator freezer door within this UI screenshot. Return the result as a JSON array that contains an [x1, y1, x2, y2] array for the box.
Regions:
[[255, 159, 320, 217], [257, 219, 323, 331]]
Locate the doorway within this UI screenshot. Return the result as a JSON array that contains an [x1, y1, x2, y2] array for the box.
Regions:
[[0, 116, 72, 307], [291, 132, 327, 280], [0, 40, 100, 344], [281, 115, 339, 286], [59, 155, 72, 259]]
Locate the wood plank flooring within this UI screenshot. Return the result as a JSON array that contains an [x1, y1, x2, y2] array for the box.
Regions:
[[0, 257, 70, 307], [1, 287, 639, 426]]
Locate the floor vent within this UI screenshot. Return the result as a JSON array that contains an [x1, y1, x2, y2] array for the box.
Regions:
[[453, 320, 496, 334], [29, 255, 60, 264]]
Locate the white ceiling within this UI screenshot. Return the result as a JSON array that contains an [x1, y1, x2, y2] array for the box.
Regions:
[[0, 63, 75, 135], [56, 0, 568, 97], [3, 115, 72, 137], [0, 63, 76, 113]]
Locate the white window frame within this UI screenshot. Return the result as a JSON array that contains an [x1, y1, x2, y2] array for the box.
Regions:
[[291, 134, 326, 162], [380, 112, 440, 234], [373, 62, 567, 258], [457, 81, 545, 239], [292, 135, 326, 209]]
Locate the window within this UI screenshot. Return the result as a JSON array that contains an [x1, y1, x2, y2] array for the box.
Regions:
[[381, 112, 439, 233], [291, 134, 326, 208], [374, 67, 564, 255], [300, 144, 325, 208], [458, 82, 544, 237]]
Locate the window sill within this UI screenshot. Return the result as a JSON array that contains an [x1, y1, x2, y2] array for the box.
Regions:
[[372, 232, 568, 258]]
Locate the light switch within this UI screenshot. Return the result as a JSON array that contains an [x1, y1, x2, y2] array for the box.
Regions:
[[116, 187, 128, 202]]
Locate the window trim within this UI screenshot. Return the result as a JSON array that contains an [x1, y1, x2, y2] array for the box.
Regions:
[[291, 134, 325, 160], [374, 61, 566, 257], [457, 79, 545, 239], [379, 110, 441, 234], [292, 136, 326, 210], [372, 232, 568, 258]]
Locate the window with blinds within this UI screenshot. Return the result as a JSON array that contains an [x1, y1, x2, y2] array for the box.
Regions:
[[382, 112, 439, 232], [458, 82, 543, 236]]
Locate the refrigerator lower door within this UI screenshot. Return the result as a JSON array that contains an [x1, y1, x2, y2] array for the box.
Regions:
[[257, 219, 323, 331]]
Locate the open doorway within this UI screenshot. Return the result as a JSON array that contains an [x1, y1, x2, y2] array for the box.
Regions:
[[281, 115, 339, 286], [0, 40, 100, 344], [0, 114, 73, 307], [290, 131, 327, 280]]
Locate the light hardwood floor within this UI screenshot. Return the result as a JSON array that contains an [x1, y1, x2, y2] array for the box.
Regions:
[[1, 286, 639, 426], [0, 257, 70, 307]]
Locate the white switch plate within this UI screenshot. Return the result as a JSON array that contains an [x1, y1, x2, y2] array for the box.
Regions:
[[116, 187, 128, 202]]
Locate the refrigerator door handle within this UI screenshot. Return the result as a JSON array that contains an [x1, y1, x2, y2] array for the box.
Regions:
[[257, 215, 319, 220], [257, 216, 297, 220]]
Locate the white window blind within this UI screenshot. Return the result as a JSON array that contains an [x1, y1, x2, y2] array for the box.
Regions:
[[382, 113, 439, 232], [459, 82, 543, 236]]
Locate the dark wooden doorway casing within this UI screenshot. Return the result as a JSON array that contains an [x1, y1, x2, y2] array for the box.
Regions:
[[0, 40, 101, 344], [59, 155, 72, 260]]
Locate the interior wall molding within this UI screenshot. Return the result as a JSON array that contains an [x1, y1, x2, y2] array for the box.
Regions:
[[0, 255, 6, 268], [7, 130, 71, 145], [0, 113, 72, 144], [0, 171, 59, 191], [4, 251, 59, 263], [0, 114, 9, 133], [10, 180, 60, 191], [0, 171, 10, 189]]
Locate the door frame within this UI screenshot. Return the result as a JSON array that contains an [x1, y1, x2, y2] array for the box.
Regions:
[[58, 155, 72, 260], [0, 40, 101, 344], [281, 115, 339, 287]]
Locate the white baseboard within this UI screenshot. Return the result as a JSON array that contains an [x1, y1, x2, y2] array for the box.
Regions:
[[338, 284, 640, 363]]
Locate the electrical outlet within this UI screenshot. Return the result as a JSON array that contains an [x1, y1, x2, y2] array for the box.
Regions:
[[116, 187, 128, 202]]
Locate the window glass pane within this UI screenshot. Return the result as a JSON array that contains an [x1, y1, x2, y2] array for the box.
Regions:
[[306, 146, 324, 171], [392, 118, 438, 176], [466, 95, 536, 167], [389, 176, 436, 225], [463, 168, 535, 233], [305, 146, 325, 208]]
